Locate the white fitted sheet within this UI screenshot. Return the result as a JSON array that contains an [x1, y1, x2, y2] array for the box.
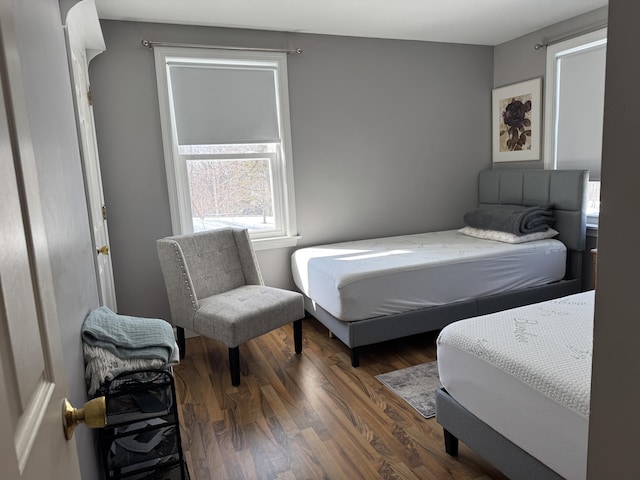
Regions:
[[291, 230, 566, 321], [437, 291, 594, 480]]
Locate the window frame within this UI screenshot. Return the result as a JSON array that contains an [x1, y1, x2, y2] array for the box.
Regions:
[[153, 46, 298, 250], [182, 150, 284, 239], [543, 28, 607, 227]]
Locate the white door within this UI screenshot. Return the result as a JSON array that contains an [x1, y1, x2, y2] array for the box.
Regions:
[[66, 2, 117, 311], [0, 5, 82, 479]]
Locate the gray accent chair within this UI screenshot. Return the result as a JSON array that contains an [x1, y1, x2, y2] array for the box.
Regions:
[[157, 227, 304, 386]]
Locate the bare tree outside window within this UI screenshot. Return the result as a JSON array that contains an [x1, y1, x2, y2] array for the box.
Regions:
[[183, 144, 276, 232]]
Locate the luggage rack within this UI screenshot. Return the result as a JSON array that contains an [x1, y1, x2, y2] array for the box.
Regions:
[[97, 369, 189, 480]]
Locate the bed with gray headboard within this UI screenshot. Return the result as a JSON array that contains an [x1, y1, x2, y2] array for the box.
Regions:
[[291, 169, 588, 366]]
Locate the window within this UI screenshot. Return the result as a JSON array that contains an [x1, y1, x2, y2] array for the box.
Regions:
[[154, 47, 298, 249], [544, 28, 606, 226]]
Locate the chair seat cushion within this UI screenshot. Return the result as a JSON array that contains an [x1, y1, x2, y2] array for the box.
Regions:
[[193, 285, 304, 347]]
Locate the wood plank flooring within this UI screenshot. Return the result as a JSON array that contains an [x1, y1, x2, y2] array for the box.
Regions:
[[173, 317, 508, 480]]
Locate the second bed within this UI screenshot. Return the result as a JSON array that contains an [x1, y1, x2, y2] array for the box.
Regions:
[[435, 290, 594, 480], [292, 169, 588, 366]]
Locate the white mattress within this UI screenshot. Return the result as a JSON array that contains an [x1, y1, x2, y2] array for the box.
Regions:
[[437, 290, 594, 480], [291, 230, 566, 321]]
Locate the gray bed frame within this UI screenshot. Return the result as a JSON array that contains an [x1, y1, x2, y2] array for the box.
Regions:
[[435, 388, 565, 480], [303, 169, 588, 367]]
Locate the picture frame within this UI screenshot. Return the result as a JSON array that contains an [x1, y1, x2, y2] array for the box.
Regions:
[[492, 77, 542, 162]]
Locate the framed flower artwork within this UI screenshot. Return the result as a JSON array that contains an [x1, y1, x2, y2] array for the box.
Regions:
[[492, 77, 542, 162]]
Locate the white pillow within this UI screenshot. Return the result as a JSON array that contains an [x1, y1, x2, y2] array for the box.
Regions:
[[458, 226, 559, 244]]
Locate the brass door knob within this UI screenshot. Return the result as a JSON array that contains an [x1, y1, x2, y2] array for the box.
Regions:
[[63, 396, 107, 440], [96, 245, 110, 255]]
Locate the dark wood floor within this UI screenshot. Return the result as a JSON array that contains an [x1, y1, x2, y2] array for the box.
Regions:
[[173, 317, 508, 480]]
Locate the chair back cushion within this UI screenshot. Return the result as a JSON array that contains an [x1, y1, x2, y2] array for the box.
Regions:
[[165, 228, 263, 300]]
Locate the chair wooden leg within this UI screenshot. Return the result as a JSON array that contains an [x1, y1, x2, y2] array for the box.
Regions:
[[293, 319, 302, 354], [176, 327, 186, 359], [229, 346, 240, 386]]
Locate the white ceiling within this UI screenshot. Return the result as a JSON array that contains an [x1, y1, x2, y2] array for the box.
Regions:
[[95, 0, 607, 46]]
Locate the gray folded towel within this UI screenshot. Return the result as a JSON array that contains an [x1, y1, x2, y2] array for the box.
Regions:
[[83, 343, 166, 395], [81, 306, 175, 362], [463, 204, 555, 235]]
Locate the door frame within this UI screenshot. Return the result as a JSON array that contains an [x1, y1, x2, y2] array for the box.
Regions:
[[65, 0, 117, 311]]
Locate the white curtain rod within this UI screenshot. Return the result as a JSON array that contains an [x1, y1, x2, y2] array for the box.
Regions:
[[141, 39, 302, 55], [533, 23, 607, 50]]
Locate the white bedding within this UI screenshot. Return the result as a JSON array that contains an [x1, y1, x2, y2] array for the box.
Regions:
[[291, 230, 566, 321], [437, 290, 594, 480]]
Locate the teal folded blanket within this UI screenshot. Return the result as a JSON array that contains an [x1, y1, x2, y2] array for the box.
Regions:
[[82, 306, 175, 362]]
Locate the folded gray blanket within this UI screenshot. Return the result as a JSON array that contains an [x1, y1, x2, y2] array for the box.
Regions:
[[463, 204, 555, 235], [81, 306, 175, 362]]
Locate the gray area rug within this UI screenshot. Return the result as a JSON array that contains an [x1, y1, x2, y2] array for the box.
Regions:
[[376, 361, 441, 418]]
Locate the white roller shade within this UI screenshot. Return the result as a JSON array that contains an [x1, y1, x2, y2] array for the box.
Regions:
[[169, 64, 280, 145], [556, 43, 606, 181]]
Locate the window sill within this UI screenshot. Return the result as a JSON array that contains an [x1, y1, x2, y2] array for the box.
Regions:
[[252, 235, 300, 251]]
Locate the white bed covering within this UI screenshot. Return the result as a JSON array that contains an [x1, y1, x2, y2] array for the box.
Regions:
[[437, 290, 594, 480], [291, 230, 566, 322]]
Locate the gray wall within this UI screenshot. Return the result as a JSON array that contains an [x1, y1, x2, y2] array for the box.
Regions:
[[16, 1, 101, 479], [588, 0, 640, 477], [493, 6, 608, 171], [58, 0, 77, 22], [90, 21, 493, 321]]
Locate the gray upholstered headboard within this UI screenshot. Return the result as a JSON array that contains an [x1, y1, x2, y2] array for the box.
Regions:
[[477, 169, 588, 252]]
